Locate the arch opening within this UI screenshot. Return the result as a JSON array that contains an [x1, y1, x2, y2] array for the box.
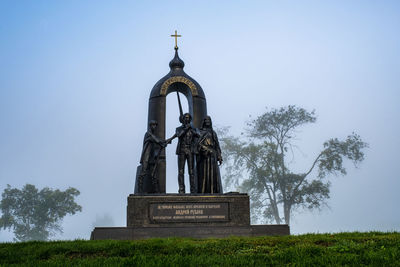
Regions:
[[144, 81, 207, 193], [165, 82, 194, 117], [165, 88, 190, 193]]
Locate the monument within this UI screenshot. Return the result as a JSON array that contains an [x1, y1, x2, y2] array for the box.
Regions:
[[91, 31, 289, 240]]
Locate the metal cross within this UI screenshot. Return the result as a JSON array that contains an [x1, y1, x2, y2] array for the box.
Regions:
[[170, 30, 181, 49]]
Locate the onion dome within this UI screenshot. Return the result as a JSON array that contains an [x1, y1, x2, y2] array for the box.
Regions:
[[169, 48, 185, 69], [149, 47, 205, 99]]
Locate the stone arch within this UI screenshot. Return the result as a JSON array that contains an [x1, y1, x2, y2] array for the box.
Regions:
[[145, 81, 207, 193], [160, 76, 198, 96], [134, 48, 207, 194]]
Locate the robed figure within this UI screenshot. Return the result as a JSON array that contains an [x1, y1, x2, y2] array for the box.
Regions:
[[196, 116, 223, 194], [136, 120, 168, 194]]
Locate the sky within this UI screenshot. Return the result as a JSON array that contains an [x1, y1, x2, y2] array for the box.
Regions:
[[1, 0, 399, 241]]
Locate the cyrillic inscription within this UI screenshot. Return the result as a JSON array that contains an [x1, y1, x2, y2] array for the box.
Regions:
[[150, 203, 229, 222]]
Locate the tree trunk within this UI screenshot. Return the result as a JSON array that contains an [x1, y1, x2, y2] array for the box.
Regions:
[[283, 201, 291, 225], [270, 200, 281, 224]]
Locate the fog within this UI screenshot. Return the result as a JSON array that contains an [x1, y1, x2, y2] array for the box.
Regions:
[[1, 1, 399, 241]]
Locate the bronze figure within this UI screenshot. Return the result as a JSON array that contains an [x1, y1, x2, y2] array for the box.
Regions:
[[136, 120, 169, 193], [169, 113, 200, 194], [196, 116, 223, 194]]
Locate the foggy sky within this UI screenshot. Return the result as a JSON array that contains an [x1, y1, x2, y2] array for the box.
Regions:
[[1, 1, 399, 241]]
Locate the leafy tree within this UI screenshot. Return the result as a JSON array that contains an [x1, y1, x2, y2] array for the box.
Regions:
[[219, 105, 368, 225], [0, 184, 82, 241]]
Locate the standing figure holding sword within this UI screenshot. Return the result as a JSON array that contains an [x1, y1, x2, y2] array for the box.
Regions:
[[167, 112, 200, 194]]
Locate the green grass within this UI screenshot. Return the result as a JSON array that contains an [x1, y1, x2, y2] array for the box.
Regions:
[[0, 232, 399, 266]]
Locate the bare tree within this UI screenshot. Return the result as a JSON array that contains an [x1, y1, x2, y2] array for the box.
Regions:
[[219, 106, 368, 225]]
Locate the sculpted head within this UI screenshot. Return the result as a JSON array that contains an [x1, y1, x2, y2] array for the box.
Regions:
[[149, 120, 158, 132], [182, 113, 192, 125], [202, 116, 212, 128]]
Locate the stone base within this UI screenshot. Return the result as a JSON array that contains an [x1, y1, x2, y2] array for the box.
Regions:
[[90, 193, 290, 240], [127, 193, 250, 227], [90, 225, 290, 240]]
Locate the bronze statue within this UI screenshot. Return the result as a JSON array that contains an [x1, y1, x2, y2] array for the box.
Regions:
[[134, 33, 224, 194], [137, 120, 169, 193], [196, 116, 223, 194], [169, 113, 200, 194]]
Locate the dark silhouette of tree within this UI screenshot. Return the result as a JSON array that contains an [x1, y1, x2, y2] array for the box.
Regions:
[[0, 184, 82, 241], [219, 106, 368, 225]]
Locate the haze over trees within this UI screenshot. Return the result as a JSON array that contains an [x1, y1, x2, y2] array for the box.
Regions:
[[219, 106, 368, 225], [92, 213, 115, 228], [0, 184, 82, 241]]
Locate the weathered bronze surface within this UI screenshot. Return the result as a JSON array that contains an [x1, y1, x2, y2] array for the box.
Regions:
[[144, 36, 207, 193], [136, 32, 224, 195], [197, 116, 223, 194], [173, 113, 200, 194], [160, 76, 198, 96], [134, 120, 171, 194]]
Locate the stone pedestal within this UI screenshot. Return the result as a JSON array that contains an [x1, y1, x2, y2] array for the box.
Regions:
[[127, 193, 250, 227], [91, 193, 290, 240]]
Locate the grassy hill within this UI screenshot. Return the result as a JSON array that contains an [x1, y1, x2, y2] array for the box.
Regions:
[[0, 232, 399, 266]]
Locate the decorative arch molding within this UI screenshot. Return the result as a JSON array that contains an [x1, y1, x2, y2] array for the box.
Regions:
[[160, 76, 198, 96]]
